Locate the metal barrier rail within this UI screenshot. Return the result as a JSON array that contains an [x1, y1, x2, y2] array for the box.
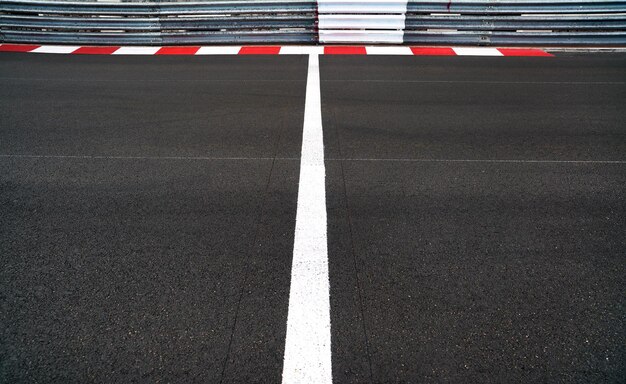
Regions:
[[0, 0, 318, 45], [1, 0, 626, 46], [319, 0, 626, 46], [404, 0, 626, 45]]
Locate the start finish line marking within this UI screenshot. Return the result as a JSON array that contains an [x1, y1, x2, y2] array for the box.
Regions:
[[282, 54, 332, 384]]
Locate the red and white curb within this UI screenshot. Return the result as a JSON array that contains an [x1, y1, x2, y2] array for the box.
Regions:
[[0, 44, 553, 57]]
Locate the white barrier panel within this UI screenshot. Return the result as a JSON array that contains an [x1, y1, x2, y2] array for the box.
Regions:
[[318, 14, 406, 30], [318, 0, 409, 44], [318, 0, 409, 14], [319, 30, 405, 44]]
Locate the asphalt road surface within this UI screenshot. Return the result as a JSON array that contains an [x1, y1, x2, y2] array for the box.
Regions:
[[1, 51, 625, 383]]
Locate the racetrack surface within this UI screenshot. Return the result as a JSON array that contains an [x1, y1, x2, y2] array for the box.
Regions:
[[1, 52, 625, 383]]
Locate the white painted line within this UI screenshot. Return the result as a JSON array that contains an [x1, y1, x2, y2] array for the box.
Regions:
[[195, 46, 241, 55], [452, 47, 504, 56], [282, 53, 332, 384], [366, 46, 413, 55], [31, 45, 80, 54], [280, 46, 325, 55], [112, 46, 160, 55], [325, 158, 626, 164]]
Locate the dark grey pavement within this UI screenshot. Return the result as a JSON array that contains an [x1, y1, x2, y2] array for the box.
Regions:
[[1, 52, 625, 383], [1, 53, 307, 383], [322, 55, 626, 383]]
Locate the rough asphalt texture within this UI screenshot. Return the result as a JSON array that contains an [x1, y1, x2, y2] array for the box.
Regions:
[[1, 52, 625, 383]]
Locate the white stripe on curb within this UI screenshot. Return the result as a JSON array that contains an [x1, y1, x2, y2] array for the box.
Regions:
[[112, 46, 160, 55], [280, 46, 325, 55], [452, 47, 504, 56], [31, 45, 80, 54], [282, 53, 332, 384], [195, 46, 241, 55], [366, 46, 413, 55]]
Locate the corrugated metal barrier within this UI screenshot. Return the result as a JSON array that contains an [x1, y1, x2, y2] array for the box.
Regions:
[[1, 0, 626, 46], [0, 0, 318, 45], [408, 0, 626, 46]]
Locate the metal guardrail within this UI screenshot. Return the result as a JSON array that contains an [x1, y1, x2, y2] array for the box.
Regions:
[[1, 0, 626, 46], [403, 0, 626, 45], [319, 0, 626, 46], [0, 0, 318, 45]]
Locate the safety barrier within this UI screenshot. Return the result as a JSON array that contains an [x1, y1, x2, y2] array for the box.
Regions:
[[1, 0, 626, 46], [319, 0, 409, 43], [403, 0, 626, 46], [319, 0, 626, 45], [0, 0, 318, 45]]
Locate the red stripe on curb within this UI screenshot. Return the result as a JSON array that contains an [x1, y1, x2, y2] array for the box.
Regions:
[[0, 44, 40, 52], [238, 46, 281, 55], [410, 47, 456, 56], [324, 46, 367, 55], [156, 46, 201, 55], [73, 46, 120, 55], [0, 44, 555, 57], [498, 48, 553, 57]]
